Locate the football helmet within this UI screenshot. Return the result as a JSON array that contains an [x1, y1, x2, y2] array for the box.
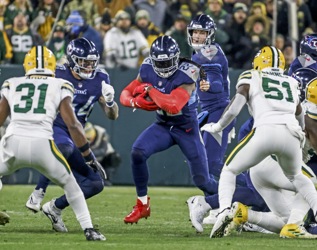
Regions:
[[300, 34, 317, 60], [253, 46, 285, 71], [150, 35, 180, 78], [292, 67, 317, 102], [23, 46, 56, 76], [306, 78, 317, 105], [66, 37, 100, 79], [187, 14, 217, 51]]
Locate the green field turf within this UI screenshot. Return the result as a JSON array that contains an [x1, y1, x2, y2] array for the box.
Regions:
[[0, 185, 315, 250]]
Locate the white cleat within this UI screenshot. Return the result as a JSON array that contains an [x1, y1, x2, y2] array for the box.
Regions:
[[186, 195, 211, 233], [203, 209, 219, 225], [210, 208, 232, 238], [26, 188, 45, 213], [42, 200, 68, 232]]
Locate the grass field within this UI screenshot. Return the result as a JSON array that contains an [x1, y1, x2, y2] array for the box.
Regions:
[[0, 185, 315, 250]]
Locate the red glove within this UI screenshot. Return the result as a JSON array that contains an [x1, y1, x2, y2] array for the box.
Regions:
[[132, 83, 152, 97], [132, 92, 159, 111]]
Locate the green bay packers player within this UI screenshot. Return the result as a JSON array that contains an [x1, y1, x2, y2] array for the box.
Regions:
[[0, 46, 105, 241], [201, 46, 317, 238]]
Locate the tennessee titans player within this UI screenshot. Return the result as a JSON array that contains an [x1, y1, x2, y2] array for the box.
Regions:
[[186, 14, 239, 184], [288, 34, 317, 76], [120, 35, 218, 224], [25, 38, 119, 232]]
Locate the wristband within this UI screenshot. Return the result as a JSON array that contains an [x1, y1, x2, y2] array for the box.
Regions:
[[106, 101, 114, 107], [84, 151, 95, 162], [78, 142, 90, 153]]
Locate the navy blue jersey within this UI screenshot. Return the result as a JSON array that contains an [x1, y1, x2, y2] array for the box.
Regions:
[[191, 44, 230, 112], [288, 55, 317, 76], [140, 57, 199, 126], [53, 65, 110, 131]]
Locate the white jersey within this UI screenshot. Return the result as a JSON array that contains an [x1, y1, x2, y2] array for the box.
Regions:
[[103, 26, 149, 68], [1, 75, 73, 139], [237, 67, 300, 128]]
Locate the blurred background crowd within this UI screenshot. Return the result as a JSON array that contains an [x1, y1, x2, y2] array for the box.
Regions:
[[0, 0, 316, 71]]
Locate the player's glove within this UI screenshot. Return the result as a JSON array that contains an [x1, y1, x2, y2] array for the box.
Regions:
[[132, 83, 152, 97], [84, 152, 107, 182], [131, 92, 159, 111], [101, 80, 115, 107]]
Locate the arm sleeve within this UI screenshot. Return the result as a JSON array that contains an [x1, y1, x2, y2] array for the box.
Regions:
[[119, 79, 142, 107], [148, 87, 190, 114], [218, 93, 247, 129]]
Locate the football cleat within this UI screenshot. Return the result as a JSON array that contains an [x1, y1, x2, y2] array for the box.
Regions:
[[42, 200, 68, 232], [280, 223, 317, 239], [26, 188, 45, 213], [0, 211, 10, 226], [242, 222, 273, 234], [210, 208, 232, 238], [84, 228, 106, 241], [186, 195, 211, 233], [224, 202, 248, 236], [203, 209, 219, 225], [124, 197, 150, 224]]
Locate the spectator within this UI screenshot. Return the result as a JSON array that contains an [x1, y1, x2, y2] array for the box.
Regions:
[[7, 12, 43, 64], [95, 8, 112, 38], [133, 0, 168, 32], [283, 43, 295, 72], [134, 9, 162, 65], [30, 0, 59, 41], [223, 2, 251, 69], [4, 0, 33, 31], [275, 33, 285, 51], [296, 0, 314, 38], [94, 0, 132, 18], [245, 15, 270, 68], [65, 10, 104, 58], [0, 29, 12, 63], [246, 1, 271, 37], [47, 22, 67, 64], [165, 13, 192, 59], [0, 0, 8, 30], [103, 10, 149, 69], [84, 122, 121, 186], [62, 0, 99, 26], [204, 0, 230, 46]]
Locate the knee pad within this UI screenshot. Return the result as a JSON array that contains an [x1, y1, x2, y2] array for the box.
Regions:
[[131, 148, 147, 165]]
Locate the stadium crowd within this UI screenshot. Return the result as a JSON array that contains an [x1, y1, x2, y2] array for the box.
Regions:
[[0, 0, 316, 70]]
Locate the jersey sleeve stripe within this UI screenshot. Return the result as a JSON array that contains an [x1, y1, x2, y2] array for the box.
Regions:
[[61, 82, 74, 94], [307, 111, 317, 120], [1, 81, 10, 90]]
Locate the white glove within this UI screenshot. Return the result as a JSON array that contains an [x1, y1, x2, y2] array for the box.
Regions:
[[102, 81, 115, 106], [201, 122, 223, 145], [201, 122, 222, 134]]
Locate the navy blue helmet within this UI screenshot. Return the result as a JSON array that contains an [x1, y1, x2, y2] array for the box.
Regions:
[[292, 67, 317, 102], [67, 38, 100, 79], [187, 14, 217, 50], [150, 35, 180, 78], [300, 34, 317, 61]]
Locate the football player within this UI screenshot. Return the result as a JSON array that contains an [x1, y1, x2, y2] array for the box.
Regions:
[[120, 35, 218, 224], [201, 46, 317, 238], [25, 38, 118, 232], [0, 46, 105, 240]]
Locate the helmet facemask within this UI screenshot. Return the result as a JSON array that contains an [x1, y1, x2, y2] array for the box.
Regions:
[[151, 54, 179, 78], [70, 55, 99, 79]]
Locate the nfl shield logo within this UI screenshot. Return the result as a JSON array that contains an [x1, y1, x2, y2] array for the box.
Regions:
[[158, 81, 162, 87], [78, 82, 83, 88]]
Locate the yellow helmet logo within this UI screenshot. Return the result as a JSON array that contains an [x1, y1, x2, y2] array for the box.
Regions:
[[253, 46, 285, 71], [23, 46, 56, 76], [306, 78, 317, 105]]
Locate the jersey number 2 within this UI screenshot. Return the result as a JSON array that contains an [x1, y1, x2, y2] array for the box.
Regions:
[[14, 83, 48, 114]]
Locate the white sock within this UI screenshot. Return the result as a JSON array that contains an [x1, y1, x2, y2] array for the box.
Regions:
[[218, 166, 236, 210], [138, 195, 148, 205], [248, 210, 286, 233]]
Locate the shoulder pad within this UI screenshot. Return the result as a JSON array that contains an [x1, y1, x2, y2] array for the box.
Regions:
[[56, 64, 67, 70], [179, 61, 200, 82], [200, 45, 219, 60], [96, 67, 109, 77], [142, 57, 152, 65], [61, 80, 74, 94], [238, 70, 253, 81]]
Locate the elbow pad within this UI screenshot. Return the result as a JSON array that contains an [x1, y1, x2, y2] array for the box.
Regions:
[[148, 87, 190, 114]]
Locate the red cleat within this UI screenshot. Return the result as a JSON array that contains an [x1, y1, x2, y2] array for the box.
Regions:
[[124, 197, 150, 224]]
